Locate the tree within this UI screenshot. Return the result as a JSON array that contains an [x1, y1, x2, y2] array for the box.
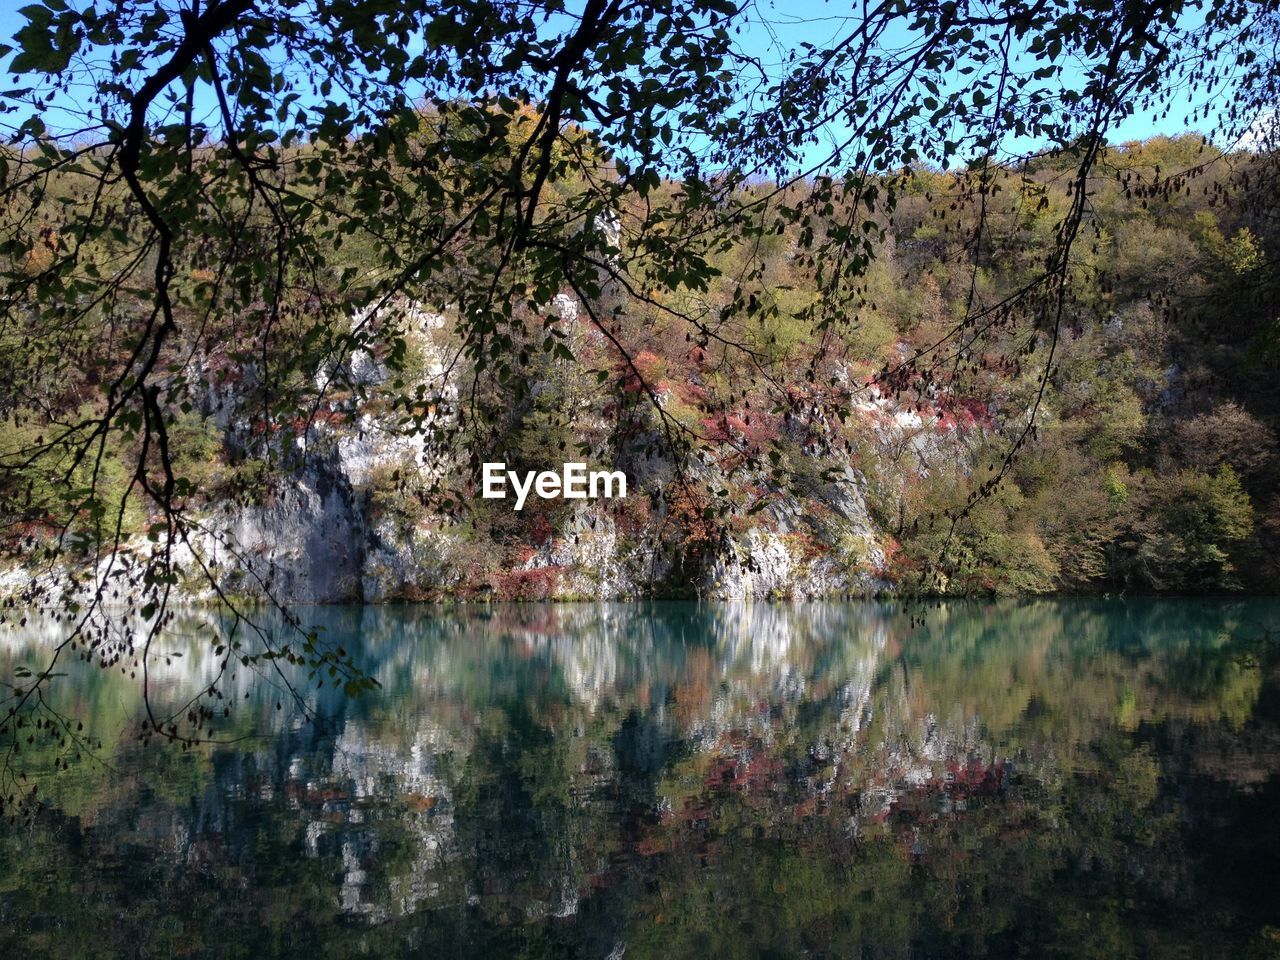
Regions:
[[2, 0, 1280, 814]]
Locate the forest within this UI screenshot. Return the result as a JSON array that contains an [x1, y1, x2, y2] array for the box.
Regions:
[[2, 3, 1280, 946], [2, 127, 1277, 597]]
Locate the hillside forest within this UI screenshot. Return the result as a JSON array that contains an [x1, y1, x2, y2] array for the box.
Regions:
[[3, 122, 1278, 599]]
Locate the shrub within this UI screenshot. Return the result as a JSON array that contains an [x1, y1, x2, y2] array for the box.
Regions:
[[1129, 466, 1255, 591]]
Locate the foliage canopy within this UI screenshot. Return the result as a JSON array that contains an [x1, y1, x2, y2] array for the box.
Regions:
[[2, 0, 1280, 812]]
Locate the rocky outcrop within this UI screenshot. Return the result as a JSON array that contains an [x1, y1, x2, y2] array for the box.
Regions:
[[200, 450, 369, 603], [1, 297, 991, 605]]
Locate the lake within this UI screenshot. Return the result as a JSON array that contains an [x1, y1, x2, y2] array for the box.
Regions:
[[2, 599, 1279, 958]]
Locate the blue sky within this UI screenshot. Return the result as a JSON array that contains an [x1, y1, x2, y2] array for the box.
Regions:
[[0, 0, 1251, 159], [727, 0, 1243, 147]]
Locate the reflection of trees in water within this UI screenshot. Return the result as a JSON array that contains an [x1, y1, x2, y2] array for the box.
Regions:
[[0, 599, 1277, 956]]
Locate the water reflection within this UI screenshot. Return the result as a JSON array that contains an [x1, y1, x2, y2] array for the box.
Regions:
[[2, 599, 1279, 958]]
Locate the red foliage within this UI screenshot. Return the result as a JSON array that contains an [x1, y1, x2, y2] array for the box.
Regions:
[[874, 536, 914, 580], [286, 408, 351, 436], [1, 518, 61, 552], [699, 410, 780, 448], [614, 349, 667, 394], [612, 495, 652, 537], [493, 566, 563, 600], [932, 392, 992, 432], [632, 350, 667, 382], [530, 513, 554, 545], [784, 530, 827, 562]]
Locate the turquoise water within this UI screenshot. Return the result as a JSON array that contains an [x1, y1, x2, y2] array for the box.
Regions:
[[2, 599, 1279, 958]]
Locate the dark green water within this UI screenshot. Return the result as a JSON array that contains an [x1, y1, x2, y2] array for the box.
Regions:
[[3, 599, 1280, 958]]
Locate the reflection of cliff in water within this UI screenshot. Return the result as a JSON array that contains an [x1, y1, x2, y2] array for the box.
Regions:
[[1, 599, 1278, 954]]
